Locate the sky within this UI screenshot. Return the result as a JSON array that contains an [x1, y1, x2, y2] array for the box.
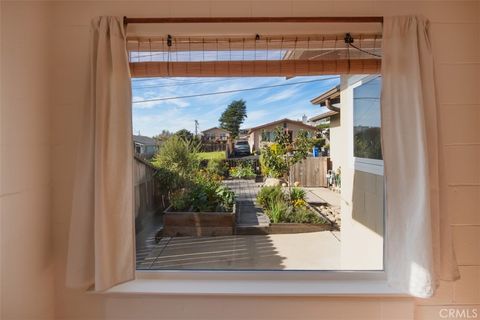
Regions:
[[131, 75, 340, 137]]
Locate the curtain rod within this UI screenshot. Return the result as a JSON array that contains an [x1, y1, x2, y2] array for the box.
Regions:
[[123, 16, 384, 25]]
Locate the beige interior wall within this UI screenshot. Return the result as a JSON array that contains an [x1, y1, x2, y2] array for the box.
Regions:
[[0, 1, 478, 319], [0, 2, 56, 320]]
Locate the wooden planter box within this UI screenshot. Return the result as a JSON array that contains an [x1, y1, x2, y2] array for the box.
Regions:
[[163, 204, 236, 237], [267, 223, 334, 234]]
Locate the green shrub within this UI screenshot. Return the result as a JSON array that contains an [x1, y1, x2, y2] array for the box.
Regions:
[[266, 201, 290, 223], [151, 135, 200, 178], [154, 166, 187, 195], [284, 207, 326, 224], [207, 159, 228, 177], [289, 187, 307, 208], [256, 186, 286, 209], [215, 184, 235, 211], [259, 127, 316, 178], [289, 187, 306, 202], [170, 189, 192, 211], [229, 162, 256, 179], [259, 145, 289, 178], [257, 186, 325, 224], [170, 175, 235, 212]]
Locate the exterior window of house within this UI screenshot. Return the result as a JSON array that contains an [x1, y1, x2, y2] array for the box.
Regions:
[[134, 143, 142, 154], [262, 130, 275, 142], [353, 77, 382, 160]]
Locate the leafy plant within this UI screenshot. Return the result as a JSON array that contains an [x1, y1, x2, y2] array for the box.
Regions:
[[207, 159, 228, 177], [215, 185, 235, 211], [229, 162, 256, 179], [266, 201, 290, 224], [259, 144, 289, 178], [170, 189, 192, 211], [259, 127, 316, 179], [170, 174, 235, 212], [151, 135, 200, 178], [256, 186, 286, 209], [284, 207, 325, 224], [257, 185, 325, 224], [290, 186, 307, 208], [290, 187, 306, 202], [154, 166, 187, 196]]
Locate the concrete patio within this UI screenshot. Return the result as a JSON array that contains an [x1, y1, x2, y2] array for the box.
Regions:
[[137, 231, 340, 270], [136, 179, 342, 270]]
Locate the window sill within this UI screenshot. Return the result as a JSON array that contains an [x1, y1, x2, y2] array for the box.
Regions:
[[354, 157, 384, 176], [104, 270, 406, 296]]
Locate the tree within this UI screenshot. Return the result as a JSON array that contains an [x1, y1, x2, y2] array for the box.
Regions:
[[219, 99, 247, 138], [154, 130, 174, 142], [259, 127, 315, 179], [174, 129, 194, 142]]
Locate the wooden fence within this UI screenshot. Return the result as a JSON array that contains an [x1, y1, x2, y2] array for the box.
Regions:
[[289, 157, 331, 187], [199, 142, 227, 152], [134, 156, 165, 227]]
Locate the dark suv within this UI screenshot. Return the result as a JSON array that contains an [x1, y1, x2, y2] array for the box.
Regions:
[[233, 140, 251, 157]]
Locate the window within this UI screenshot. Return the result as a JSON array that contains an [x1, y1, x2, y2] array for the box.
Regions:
[[130, 33, 384, 280], [353, 77, 382, 160]]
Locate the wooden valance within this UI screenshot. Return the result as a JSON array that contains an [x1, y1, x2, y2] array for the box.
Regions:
[[128, 33, 382, 77], [130, 59, 381, 78]]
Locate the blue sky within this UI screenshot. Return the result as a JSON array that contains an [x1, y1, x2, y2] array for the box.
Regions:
[[132, 75, 340, 137]]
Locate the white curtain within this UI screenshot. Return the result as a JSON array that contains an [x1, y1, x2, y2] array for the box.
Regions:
[[66, 16, 135, 291], [382, 16, 459, 298]]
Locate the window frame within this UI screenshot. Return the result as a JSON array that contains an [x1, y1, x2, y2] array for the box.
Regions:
[[129, 71, 393, 295], [104, 270, 403, 295], [349, 75, 384, 176]]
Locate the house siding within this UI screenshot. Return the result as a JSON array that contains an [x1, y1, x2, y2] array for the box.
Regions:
[[249, 121, 316, 153]]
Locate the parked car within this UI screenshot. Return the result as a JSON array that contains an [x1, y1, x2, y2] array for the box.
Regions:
[[233, 140, 251, 157]]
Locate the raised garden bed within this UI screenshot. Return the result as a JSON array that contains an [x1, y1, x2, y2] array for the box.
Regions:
[[163, 204, 236, 237], [268, 222, 334, 234]]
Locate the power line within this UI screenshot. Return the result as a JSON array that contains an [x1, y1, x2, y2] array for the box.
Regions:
[[132, 78, 238, 89], [132, 76, 340, 104], [348, 43, 382, 58]]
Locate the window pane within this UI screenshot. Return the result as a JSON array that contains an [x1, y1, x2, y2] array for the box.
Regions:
[[353, 77, 382, 160]]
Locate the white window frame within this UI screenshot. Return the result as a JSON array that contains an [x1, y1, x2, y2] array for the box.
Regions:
[[105, 270, 402, 295], [125, 28, 397, 295], [349, 75, 384, 176]]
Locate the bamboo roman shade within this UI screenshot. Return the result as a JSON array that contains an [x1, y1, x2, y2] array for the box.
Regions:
[[127, 33, 382, 77]]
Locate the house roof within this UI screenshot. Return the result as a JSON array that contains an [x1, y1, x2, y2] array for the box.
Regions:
[[310, 85, 341, 105], [308, 110, 339, 122], [133, 135, 157, 146], [248, 118, 317, 133], [201, 127, 229, 134]]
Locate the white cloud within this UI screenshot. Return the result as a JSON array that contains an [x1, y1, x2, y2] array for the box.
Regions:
[[259, 86, 301, 104]]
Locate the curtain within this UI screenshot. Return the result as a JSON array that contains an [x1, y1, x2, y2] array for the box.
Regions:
[[381, 16, 459, 298], [66, 16, 135, 291]]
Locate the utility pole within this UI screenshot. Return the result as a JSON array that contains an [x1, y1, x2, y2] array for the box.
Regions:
[[194, 120, 199, 137]]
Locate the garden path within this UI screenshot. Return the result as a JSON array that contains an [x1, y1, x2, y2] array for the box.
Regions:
[[222, 179, 271, 234]]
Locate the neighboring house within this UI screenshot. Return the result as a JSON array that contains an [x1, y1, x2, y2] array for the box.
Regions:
[[247, 118, 317, 153], [238, 128, 250, 140], [201, 127, 230, 142], [133, 135, 159, 159]]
